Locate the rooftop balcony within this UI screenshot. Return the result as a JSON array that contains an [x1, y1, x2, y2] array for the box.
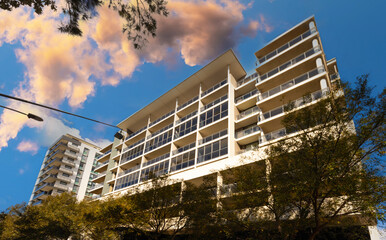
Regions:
[[177, 96, 199, 112], [201, 79, 227, 98], [257, 27, 317, 65], [149, 109, 175, 128]]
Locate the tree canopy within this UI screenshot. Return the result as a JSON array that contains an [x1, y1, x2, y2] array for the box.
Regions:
[[0, 0, 169, 49]]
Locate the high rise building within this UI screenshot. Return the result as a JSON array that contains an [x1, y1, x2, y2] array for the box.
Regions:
[[90, 16, 341, 199], [29, 134, 103, 205]]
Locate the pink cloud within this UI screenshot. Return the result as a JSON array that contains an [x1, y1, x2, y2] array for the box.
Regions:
[[17, 140, 39, 155], [0, 1, 273, 151]]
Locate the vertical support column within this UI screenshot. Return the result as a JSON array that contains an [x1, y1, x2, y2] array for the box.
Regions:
[[216, 172, 223, 209], [227, 65, 236, 158], [102, 139, 121, 195], [195, 83, 203, 167]]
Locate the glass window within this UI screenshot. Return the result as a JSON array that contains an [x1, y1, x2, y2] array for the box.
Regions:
[[197, 138, 228, 164]]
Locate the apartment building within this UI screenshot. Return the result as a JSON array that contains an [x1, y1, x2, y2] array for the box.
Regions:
[[90, 16, 341, 199], [29, 134, 102, 205]]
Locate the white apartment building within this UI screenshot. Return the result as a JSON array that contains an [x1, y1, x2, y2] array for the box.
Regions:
[[90, 16, 341, 199], [29, 134, 103, 205]]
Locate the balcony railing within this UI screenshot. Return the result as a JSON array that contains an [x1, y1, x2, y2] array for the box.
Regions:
[[172, 142, 195, 155], [258, 27, 317, 64], [142, 153, 170, 167], [147, 123, 173, 140], [235, 125, 260, 139], [261, 88, 329, 121], [125, 126, 147, 141], [35, 182, 55, 193], [237, 106, 260, 120], [237, 72, 258, 87], [118, 165, 141, 177], [90, 183, 103, 191], [330, 73, 340, 80], [95, 171, 106, 179], [177, 96, 199, 111], [149, 109, 175, 127], [235, 89, 258, 104], [259, 46, 321, 83], [198, 129, 227, 145], [123, 138, 145, 153], [201, 79, 227, 97], [41, 166, 59, 176], [260, 66, 325, 101], [262, 128, 287, 142], [201, 94, 228, 112], [175, 110, 197, 125], [33, 191, 48, 199], [95, 160, 109, 169], [97, 149, 111, 160]]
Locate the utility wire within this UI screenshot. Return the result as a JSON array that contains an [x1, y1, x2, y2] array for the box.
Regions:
[[0, 92, 121, 130]]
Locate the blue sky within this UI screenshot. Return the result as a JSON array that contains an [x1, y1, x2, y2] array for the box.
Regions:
[[0, 0, 385, 211]]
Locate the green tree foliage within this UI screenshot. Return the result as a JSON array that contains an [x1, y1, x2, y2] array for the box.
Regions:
[[223, 76, 385, 240], [0, 0, 168, 49]]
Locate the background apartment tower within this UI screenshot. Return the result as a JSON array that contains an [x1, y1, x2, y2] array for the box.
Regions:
[[29, 134, 103, 205], [90, 16, 340, 199]]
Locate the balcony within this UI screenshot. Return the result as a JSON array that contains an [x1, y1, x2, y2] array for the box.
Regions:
[[201, 79, 227, 97], [123, 138, 145, 153], [97, 149, 111, 160], [236, 106, 259, 121], [236, 125, 261, 139], [176, 110, 197, 125], [147, 123, 173, 140], [198, 129, 227, 145], [260, 88, 329, 124], [118, 165, 141, 177], [172, 142, 195, 156], [89, 183, 103, 192], [258, 27, 317, 64], [259, 66, 325, 102], [237, 73, 258, 88], [258, 46, 321, 84], [235, 89, 258, 104], [201, 94, 228, 112], [125, 126, 147, 141], [149, 109, 175, 127], [142, 153, 170, 168], [94, 160, 109, 171], [177, 96, 199, 111]]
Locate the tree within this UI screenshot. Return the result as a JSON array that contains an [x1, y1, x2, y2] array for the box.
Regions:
[[0, 0, 169, 49], [265, 75, 385, 239], [221, 75, 385, 240]]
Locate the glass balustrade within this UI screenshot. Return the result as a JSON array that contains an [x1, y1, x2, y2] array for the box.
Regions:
[[118, 165, 141, 177], [259, 46, 321, 83], [237, 106, 259, 120], [149, 109, 175, 127], [125, 126, 147, 141], [261, 88, 329, 121], [235, 89, 258, 104], [177, 96, 199, 111], [235, 125, 260, 139], [260, 66, 325, 101], [258, 27, 317, 64], [237, 72, 258, 87], [201, 79, 227, 97]]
